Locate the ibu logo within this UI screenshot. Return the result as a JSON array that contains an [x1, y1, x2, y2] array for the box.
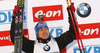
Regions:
[[0, 10, 26, 25]]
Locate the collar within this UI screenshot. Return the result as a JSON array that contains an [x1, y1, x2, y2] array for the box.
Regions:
[[37, 36, 51, 44]]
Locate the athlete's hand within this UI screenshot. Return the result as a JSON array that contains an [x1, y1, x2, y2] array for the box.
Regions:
[[70, 2, 75, 12], [13, 6, 20, 16]]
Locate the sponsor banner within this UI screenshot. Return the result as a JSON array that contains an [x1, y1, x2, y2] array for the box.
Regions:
[[78, 23, 100, 39], [32, 5, 63, 22], [49, 26, 63, 38], [0, 0, 100, 53], [67, 38, 100, 53], [0, 29, 29, 46], [73, 44, 100, 53], [0, 10, 13, 24], [73, 0, 100, 24], [0, 0, 27, 31], [0, 9, 27, 31], [66, 23, 100, 53]]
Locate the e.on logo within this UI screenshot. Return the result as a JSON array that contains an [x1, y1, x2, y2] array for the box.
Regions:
[[78, 23, 100, 39], [32, 5, 63, 22]]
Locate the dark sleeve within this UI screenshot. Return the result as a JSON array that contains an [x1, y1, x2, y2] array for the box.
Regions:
[[10, 16, 34, 53], [54, 8, 77, 51]]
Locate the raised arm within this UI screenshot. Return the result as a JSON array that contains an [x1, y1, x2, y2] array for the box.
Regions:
[[54, 3, 77, 51], [10, 6, 34, 53]]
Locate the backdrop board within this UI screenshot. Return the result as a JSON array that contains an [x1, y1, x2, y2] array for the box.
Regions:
[[0, 0, 100, 53]]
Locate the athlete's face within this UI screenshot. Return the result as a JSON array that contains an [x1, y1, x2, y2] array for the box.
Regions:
[[38, 28, 49, 39]]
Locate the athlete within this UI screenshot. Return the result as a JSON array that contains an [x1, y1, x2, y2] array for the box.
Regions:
[[10, 3, 77, 53]]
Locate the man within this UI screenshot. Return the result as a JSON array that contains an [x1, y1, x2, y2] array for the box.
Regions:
[[10, 3, 77, 53]]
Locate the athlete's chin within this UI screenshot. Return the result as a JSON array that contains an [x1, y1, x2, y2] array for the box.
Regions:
[[42, 36, 49, 39]]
